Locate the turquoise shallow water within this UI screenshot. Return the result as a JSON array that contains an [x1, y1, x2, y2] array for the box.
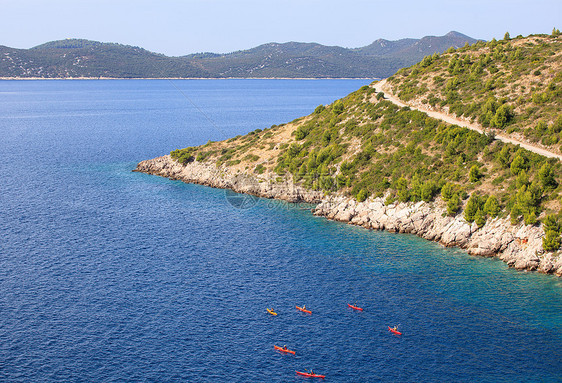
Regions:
[[0, 79, 561, 382]]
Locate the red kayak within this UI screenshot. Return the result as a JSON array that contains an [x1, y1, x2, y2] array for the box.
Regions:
[[296, 305, 312, 314], [348, 303, 363, 311], [274, 345, 295, 354], [388, 326, 402, 335], [296, 371, 325, 378]]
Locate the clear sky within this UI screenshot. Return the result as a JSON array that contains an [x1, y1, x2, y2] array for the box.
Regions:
[[4, 0, 561, 56]]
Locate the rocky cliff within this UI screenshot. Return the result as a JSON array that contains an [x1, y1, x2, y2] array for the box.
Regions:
[[135, 155, 562, 277]]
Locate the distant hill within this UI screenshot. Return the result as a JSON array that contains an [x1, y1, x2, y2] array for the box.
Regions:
[[0, 32, 478, 79], [0, 39, 207, 78]]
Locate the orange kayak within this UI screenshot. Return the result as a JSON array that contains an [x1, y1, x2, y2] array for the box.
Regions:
[[274, 345, 295, 354], [296, 371, 325, 378], [296, 305, 312, 314], [348, 303, 363, 311], [388, 326, 402, 335]]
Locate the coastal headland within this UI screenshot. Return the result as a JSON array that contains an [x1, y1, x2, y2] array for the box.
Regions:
[[136, 32, 562, 277]]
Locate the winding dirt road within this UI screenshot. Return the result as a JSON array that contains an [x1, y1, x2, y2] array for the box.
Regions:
[[372, 79, 562, 161]]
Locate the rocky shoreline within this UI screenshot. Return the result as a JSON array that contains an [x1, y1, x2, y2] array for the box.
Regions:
[[134, 155, 324, 203], [135, 155, 562, 277]]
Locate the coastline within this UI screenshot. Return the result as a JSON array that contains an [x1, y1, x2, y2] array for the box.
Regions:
[[135, 155, 562, 277]]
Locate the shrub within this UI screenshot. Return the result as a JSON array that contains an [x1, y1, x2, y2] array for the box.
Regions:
[[510, 205, 521, 225], [243, 154, 260, 162], [441, 182, 455, 201], [396, 177, 410, 202], [490, 105, 513, 128], [539, 163, 557, 189], [510, 154, 528, 175], [356, 189, 369, 202], [543, 214, 560, 233], [447, 193, 461, 216], [483, 195, 501, 217], [254, 164, 265, 174], [421, 181, 438, 202], [171, 147, 196, 164], [475, 209, 487, 227], [543, 230, 561, 251], [295, 125, 311, 140], [332, 101, 344, 115], [381, 192, 394, 205], [464, 194, 482, 222], [468, 165, 481, 182], [314, 105, 326, 114], [196, 151, 212, 162], [524, 211, 537, 225]]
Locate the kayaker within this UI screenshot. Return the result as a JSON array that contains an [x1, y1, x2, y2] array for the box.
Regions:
[[303, 305, 306, 310], [283, 345, 287, 350], [393, 326, 398, 331]]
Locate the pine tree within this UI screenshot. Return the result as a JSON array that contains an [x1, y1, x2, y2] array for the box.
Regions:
[[524, 211, 537, 225], [464, 194, 480, 222], [468, 165, 481, 182], [441, 182, 454, 201], [543, 230, 561, 251], [475, 209, 487, 228], [516, 170, 529, 189], [447, 193, 460, 216], [538, 163, 557, 189], [483, 195, 500, 217], [490, 104, 512, 128], [510, 205, 521, 225], [394, 177, 410, 202], [356, 189, 369, 202], [543, 214, 560, 233], [510, 154, 527, 175]]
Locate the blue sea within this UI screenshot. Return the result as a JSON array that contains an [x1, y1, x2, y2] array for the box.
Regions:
[[0, 79, 561, 382]]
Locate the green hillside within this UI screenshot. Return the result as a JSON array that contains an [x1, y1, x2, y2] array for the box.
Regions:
[[387, 30, 562, 152], [170, 32, 562, 251]]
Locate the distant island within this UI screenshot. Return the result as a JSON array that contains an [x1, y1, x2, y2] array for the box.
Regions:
[[0, 32, 477, 79]]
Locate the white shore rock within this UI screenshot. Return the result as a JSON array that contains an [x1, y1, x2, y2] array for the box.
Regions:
[[134, 155, 323, 203]]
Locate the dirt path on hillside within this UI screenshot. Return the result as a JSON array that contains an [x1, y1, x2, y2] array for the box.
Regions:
[[372, 79, 562, 161]]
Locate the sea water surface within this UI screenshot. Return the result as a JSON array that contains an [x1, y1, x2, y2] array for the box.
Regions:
[[0, 79, 561, 382]]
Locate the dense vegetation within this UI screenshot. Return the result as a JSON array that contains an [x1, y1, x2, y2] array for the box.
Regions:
[[277, 87, 560, 224], [388, 31, 562, 152], [171, 33, 562, 251], [0, 32, 476, 79]]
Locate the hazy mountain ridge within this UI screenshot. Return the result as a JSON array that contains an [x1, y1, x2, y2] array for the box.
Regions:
[[0, 32, 477, 78]]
